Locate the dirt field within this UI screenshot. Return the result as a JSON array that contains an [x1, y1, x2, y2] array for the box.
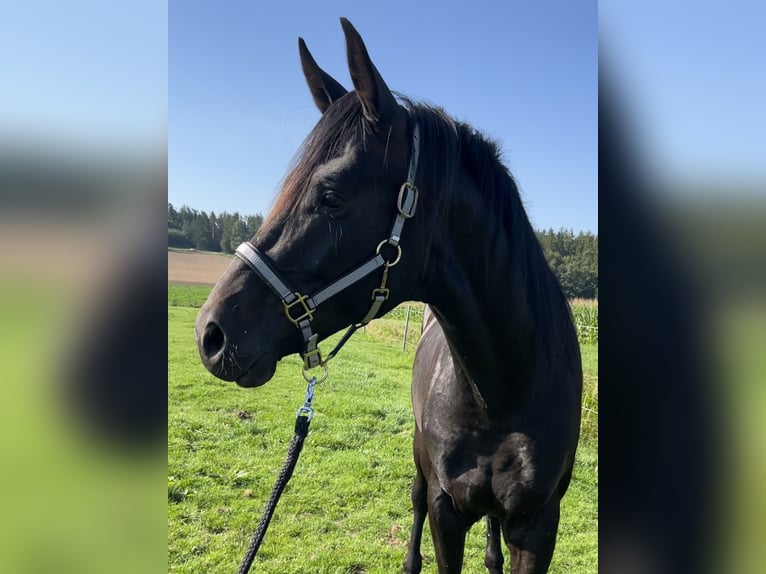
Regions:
[[167, 249, 233, 286]]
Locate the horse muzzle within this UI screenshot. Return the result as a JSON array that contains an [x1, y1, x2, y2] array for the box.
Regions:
[[195, 307, 280, 387]]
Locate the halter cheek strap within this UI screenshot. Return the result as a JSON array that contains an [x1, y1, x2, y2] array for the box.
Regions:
[[234, 123, 420, 373]]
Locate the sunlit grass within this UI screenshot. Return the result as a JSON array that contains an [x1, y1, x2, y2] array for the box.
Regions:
[[168, 286, 597, 572]]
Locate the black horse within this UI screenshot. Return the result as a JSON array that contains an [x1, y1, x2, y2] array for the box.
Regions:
[[195, 18, 582, 573]]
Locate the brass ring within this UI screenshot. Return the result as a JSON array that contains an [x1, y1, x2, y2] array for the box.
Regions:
[[376, 240, 402, 267], [302, 363, 328, 384]]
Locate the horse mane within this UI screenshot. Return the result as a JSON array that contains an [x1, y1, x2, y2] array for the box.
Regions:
[[402, 98, 578, 357]]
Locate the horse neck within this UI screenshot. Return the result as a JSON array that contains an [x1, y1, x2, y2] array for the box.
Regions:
[[420, 163, 554, 409]]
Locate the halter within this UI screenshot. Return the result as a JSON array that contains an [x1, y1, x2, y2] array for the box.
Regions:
[[234, 123, 420, 377]]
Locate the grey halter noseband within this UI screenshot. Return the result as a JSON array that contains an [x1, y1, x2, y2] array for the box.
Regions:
[[234, 123, 421, 374]]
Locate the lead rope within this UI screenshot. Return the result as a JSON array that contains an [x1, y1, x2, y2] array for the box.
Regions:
[[236, 377, 317, 574]]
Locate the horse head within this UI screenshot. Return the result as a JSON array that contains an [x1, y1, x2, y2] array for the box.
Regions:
[[195, 19, 424, 387]]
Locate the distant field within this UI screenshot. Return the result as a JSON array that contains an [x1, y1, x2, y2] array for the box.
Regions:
[[168, 248, 233, 285]]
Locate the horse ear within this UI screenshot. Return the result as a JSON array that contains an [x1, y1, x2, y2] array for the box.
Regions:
[[299, 37, 348, 113], [340, 17, 399, 124]]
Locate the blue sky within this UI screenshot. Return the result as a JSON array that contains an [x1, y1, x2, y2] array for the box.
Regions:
[[600, 1, 766, 190], [169, 1, 598, 233], [2, 2, 762, 233], [0, 1, 166, 152]]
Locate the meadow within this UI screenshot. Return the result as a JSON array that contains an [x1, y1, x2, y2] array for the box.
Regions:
[[168, 285, 598, 573]]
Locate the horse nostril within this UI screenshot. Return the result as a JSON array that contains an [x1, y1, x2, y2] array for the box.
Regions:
[[202, 321, 226, 359]]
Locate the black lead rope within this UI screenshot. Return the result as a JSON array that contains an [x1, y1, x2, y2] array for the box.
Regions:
[[236, 377, 317, 574], [236, 325, 362, 572]]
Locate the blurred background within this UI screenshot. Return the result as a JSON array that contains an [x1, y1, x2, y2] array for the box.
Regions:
[[1, 0, 763, 572], [0, 1, 166, 572], [600, 1, 765, 573]]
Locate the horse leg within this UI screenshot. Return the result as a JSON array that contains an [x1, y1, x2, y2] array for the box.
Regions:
[[427, 486, 470, 573], [484, 516, 504, 574], [403, 458, 428, 573], [503, 500, 560, 574]]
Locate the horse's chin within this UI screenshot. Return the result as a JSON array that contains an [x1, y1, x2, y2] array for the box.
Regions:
[[235, 355, 277, 388]]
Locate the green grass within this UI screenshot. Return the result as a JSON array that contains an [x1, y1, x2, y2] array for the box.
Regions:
[[168, 284, 215, 308], [168, 286, 597, 573], [571, 299, 598, 345]]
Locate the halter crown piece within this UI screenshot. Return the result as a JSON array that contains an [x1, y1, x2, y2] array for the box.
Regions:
[[234, 122, 421, 377]]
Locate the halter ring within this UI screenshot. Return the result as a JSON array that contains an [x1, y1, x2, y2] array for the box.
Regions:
[[302, 362, 328, 384], [376, 240, 402, 267]]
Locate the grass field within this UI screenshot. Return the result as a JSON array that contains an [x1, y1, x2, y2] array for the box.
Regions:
[[168, 285, 598, 573]]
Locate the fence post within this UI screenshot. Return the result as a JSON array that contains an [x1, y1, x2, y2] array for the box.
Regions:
[[402, 306, 411, 351]]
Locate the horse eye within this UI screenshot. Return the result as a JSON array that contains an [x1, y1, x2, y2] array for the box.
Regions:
[[320, 191, 345, 210]]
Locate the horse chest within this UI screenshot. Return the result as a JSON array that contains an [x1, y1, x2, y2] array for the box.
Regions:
[[422, 423, 536, 519], [445, 457, 498, 518]]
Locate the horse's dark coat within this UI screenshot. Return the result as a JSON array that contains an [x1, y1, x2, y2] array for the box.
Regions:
[[195, 19, 582, 573]]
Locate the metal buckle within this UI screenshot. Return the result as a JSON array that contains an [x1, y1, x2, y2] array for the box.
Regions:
[[296, 376, 317, 421], [376, 240, 402, 267], [397, 182, 418, 218], [296, 405, 314, 422], [302, 348, 322, 370], [283, 293, 314, 326], [371, 287, 390, 301]]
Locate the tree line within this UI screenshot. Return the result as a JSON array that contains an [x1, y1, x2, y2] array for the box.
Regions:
[[168, 203, 598, 299], [536, 228, 598, 299], [168, 204, 264, 254]]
